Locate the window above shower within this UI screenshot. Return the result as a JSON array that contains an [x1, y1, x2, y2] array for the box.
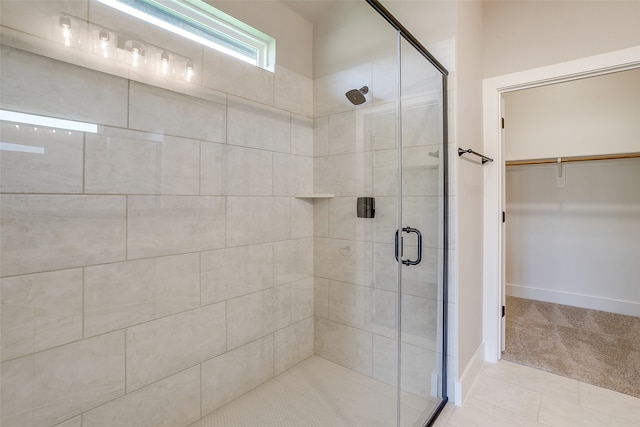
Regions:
[[0, 0, 277, 90], [95, 0, 276, 71]]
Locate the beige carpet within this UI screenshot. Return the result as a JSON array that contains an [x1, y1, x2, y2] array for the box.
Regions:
[[503, 296, 640, 398]]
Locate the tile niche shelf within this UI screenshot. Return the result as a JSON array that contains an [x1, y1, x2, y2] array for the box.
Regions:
[[294, 194, 335, 199]]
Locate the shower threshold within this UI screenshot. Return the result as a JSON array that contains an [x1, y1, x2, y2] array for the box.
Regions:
[[189, 355, 438, 427]]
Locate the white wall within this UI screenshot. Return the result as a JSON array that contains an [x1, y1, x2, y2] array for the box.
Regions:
[[506, 159, 640, 316], [483, 0, 640, 78], [504, 68, 640, 161], [450, 0, 485, 404]]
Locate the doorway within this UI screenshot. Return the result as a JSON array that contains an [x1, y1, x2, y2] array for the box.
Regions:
[[481, 47, 640, 364]]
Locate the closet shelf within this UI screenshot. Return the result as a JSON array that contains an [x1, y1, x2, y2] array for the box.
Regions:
[[294, 194, 335, 199]]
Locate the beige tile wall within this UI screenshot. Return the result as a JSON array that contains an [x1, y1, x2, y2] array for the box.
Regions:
[[0, 39, 313, 426], [312, 57, 447, 400]]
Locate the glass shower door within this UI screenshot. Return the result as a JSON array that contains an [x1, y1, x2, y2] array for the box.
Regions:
[[396, 33, 447, 425]]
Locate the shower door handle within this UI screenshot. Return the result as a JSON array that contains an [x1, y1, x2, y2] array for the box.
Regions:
[[395, 227, 422, 266]]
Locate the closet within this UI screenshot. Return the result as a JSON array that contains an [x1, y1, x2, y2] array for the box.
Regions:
[[501, 68, 640, 398]]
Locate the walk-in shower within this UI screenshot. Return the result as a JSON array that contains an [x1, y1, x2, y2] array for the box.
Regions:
[[0, 0, 448, 426]]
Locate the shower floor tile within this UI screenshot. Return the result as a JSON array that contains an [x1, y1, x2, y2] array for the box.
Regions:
[[189, 355, 438, 427]]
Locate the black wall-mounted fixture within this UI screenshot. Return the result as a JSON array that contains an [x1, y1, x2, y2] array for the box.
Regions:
[[357, 197, 375, 218]]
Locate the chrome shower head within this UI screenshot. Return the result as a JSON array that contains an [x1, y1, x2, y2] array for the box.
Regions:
[[345, 86, 369, 105]]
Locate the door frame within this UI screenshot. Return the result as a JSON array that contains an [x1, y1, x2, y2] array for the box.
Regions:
[[481, 46, 640, 363]]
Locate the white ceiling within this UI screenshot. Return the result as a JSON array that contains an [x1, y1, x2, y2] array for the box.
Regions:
[[281, 0, 337, 23]]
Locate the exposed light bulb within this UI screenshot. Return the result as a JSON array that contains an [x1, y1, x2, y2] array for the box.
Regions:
[[99, 30, 110, 58], [59, 15, 72, 47], [131, 43, 141, 67], [160, 51, 170, 75], [185, 60, 195, 82]]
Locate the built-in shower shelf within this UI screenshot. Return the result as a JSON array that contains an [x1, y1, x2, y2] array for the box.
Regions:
[[294, 194, 335, 199]]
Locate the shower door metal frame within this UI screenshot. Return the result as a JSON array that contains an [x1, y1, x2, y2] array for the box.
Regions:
[[365, 1, 450, 425]]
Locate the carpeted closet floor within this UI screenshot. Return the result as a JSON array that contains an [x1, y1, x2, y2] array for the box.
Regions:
[[503, 296, 640, 398]]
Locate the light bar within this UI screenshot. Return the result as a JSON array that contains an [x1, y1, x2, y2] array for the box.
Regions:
[[0, 110, 98, 133]]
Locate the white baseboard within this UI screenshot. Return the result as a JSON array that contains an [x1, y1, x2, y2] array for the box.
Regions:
[[506, 284, 640, 317], [454, 342, 484, 406]]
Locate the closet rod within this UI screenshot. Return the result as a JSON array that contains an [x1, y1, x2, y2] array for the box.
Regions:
[[506, 152, 640, 166]]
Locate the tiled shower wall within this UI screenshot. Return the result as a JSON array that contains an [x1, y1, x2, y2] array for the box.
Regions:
[[0, 43, 315, 426], [311, 52, 446, 399]]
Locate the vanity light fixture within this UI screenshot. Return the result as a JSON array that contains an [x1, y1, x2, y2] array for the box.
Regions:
[[160, 50, 170, 74], [55, 11, 199, 82], [95, 0, 270, 67], [124, 40, 146, 67], [97, 30, 112, 58], [185, 60, 195, 82], [59, 14, 72, 47]]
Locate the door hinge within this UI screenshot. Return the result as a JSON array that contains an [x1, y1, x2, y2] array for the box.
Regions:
[[502, 211, 506, 223], [501, 117, 505, 129], [502, 305, 506, 318]]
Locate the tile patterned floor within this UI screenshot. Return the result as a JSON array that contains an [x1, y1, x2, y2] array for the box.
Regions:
[[433, 360, 640, 427], [189, 355, 440, 427], [189, 355, 640, 427]]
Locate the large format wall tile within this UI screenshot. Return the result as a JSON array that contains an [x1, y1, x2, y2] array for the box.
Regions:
[[55, 416, 81, 427], [290, 278, 314, 323], [328, 197, 374, 241], [291, 198, 314, 239], [126, 303, 226, 391], [273, 153, 313, 196], [226, 197, 290, 247], [85, 127, 200, 195], [314, 278, 330, 319], [314, 237, 373, 287], [274, 65, 313, 118], [328, 110, 356, 155], [401, 294, 439, 350], [1, 269, 82, 362], [227, 97, 291, 153], [129, 81, 226, 142], [314, 317, 372, 376], [84, 254, 200, 337], [201, 143, 273, 196], [373, 242, 440, 300], [226, 286, 290, 350], [0, 46, 128, 127], [201, 335, 274, 415], [314, 152, 372, 196], [313, 63, 371, 117], [313, 116, 329, 157], [83, 366, 200, 427], [329, 281, 370, 331], [291, 114, 314, 156], [372, 335, 435, 398], [0, 195, 126, 277], [0, 331, 125, 427], [274, 237, 313, 285], [201, 243, 273, 305], [274, 317, 314, 375], [221, 145, 273, 196], [0, 122, 83, 194], [127, 195, 225, 259], [202, 50, 274, 106], [0, 1, 87, 45]]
